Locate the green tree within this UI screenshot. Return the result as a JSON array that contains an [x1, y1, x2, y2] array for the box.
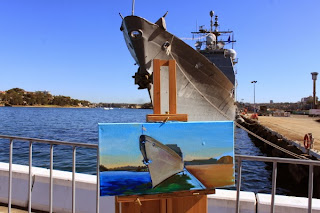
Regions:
[[6, 88, 25, 94], [24, 93, 36, 105], [52, 95, 72, 106], [34, 91, 53, 105], [1, 88, 91, 107], [6, 88, 25, 105]]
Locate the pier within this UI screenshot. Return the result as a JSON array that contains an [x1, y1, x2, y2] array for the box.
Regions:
[[258, 115, 320, 150], [241, 114, 320, 159], [239, 113, 320, 200]]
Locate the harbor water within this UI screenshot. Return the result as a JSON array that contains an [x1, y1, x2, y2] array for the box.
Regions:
[[0, 107, 289, 195]]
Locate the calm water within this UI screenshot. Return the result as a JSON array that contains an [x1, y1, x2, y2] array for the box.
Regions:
[[0, 107, 288, 195]]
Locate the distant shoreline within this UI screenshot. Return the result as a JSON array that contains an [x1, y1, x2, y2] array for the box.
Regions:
[[0, 105, 151, 109], [0, 105, 90, 109]]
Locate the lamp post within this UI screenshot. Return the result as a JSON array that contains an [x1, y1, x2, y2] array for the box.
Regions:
[[311, 72, 318, 109], [251, 81, 257, 114]]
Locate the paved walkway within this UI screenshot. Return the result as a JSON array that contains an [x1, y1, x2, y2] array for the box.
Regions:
[[256, 115, 320, 150]]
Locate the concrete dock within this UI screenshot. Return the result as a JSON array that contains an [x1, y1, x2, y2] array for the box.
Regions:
[[257, 115, 320, 150], [239, 114, 320, 198]]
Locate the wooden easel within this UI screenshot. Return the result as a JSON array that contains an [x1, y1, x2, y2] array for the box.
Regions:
[[146, 59, 187, 122], [116, 190, 212, 213], [116, 59, 213, 213]]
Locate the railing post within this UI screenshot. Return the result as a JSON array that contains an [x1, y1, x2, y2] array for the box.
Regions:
[[28, 141, 33, 213], [235, 157, 242, 213], [49, 144, 54, 213], [96, 148, 100, 213], [271, 161, 277, 213], [8, 139, 13, 213], [72, 146, 76, 213], [308, 164, 314, 213]]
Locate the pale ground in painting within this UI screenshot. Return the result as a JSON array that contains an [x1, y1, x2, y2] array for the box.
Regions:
[[186, 164, 234, 188], [0, 206, 29, 213]]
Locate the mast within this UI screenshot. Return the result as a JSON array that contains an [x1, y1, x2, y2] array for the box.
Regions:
[[213, 15, 219, 41], [232, 33, 234, 49], [210, 11, 214, 32], [132, 0, 135, 15]]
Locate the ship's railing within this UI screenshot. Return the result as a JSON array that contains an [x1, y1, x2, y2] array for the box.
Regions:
[[235, 155, 320, 213], [0, 134, 99, 213]]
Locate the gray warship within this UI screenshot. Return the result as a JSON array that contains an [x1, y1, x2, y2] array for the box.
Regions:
[[121, 10, 237, 121]]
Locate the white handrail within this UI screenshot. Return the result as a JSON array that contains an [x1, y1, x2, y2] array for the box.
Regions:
[[0, 134, 99, 213]]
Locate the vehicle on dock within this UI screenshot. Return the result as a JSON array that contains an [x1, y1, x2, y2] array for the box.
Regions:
[[258, 105, 269, 116], [309, 109, 320, 117]]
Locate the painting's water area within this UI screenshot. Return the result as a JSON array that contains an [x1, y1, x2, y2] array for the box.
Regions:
[[100, 169, 205, 196], [0, 107, 288, 195], [100, 171, 151, 196]]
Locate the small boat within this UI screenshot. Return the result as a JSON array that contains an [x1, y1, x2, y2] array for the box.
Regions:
[[139, 135, 184, 188], [104, 107, 113, 110]]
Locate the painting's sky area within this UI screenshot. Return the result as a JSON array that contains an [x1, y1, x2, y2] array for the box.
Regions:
[[1, 0, 319, 103], [99, 122, 234, 168]]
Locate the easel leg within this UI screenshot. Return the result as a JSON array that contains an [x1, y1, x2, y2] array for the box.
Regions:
[[115, 196, 120, 213], [160, 199, 166, 213]]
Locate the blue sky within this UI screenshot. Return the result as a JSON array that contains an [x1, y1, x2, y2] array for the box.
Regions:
[[1, 0, 319, 103]]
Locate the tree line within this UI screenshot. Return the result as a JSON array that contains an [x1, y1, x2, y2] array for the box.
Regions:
[[0, 88, 91, 107]]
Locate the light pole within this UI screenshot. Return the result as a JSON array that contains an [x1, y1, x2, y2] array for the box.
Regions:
[[251, 81, 257, 114], [311, 72, 318, 109]]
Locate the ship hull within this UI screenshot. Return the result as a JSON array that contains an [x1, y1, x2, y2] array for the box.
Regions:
[[139, 135, 184, 188], [122, 16, 236, 121]]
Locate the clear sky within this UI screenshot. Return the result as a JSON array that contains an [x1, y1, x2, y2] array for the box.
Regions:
[[1, 0, 319, 103]]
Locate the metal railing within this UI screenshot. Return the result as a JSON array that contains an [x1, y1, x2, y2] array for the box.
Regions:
[[2, 134, 320, 213], [235, 155, 320, 213], [0, 134, 99, 213]]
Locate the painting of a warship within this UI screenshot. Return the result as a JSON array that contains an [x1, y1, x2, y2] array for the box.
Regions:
[[139, 135, 184, 188], [99, 122, 234, 196], [121, 10, 237, 121]]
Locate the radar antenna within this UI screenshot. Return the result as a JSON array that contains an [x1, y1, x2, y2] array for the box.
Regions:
[[214, 15, 219, 32]]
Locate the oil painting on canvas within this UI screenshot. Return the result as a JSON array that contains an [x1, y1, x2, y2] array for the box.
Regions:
[[99, 121, 234, 196]]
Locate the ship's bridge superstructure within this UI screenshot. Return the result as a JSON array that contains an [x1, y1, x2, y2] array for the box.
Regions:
[[192, 11, 237, 85]]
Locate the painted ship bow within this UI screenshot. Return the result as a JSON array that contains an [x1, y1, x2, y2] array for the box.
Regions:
[[139, 135, 184, 188], [121, 14, 236, 121]]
